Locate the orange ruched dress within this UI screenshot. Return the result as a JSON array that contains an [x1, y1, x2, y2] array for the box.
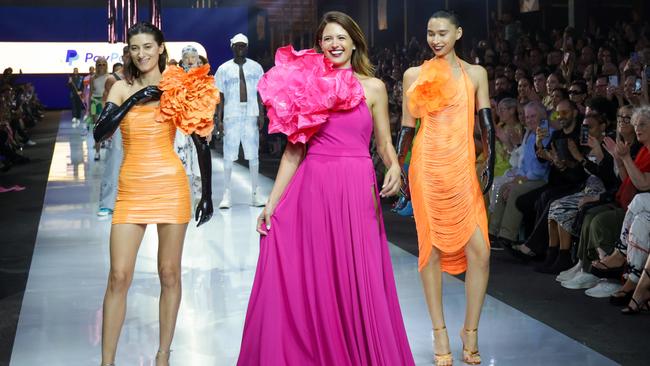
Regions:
[[407, 58, 489, 274], [112, 104, 191, 224]]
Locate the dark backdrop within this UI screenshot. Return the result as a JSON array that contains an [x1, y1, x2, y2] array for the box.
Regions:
[[0, 6, 255, 109]]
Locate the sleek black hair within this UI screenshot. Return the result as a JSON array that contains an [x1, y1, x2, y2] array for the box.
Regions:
[[430, 10, 460, 28], [124, 22, 167, 82]]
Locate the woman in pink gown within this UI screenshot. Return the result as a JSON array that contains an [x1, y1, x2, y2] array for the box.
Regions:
[[237, 11, 415, 366]]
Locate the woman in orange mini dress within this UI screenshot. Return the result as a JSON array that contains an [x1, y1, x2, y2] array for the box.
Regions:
[[93, 22, 218, 366], [397, 10, 495, 366]]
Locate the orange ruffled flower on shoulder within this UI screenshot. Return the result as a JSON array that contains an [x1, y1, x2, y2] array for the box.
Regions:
[[156, 64, 220, 138], [406, 58, 458, 118]]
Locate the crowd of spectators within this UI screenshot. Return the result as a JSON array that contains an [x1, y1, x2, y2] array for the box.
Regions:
[[0, 67, 43, 176], [478, 13, 650, 313], [371, 10, 650, 314]]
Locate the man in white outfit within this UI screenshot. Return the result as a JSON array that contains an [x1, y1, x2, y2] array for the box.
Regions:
[[215, 33, 265, 208]]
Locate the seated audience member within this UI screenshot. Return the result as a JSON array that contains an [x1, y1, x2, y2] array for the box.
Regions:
[[568, 80, 588, 114], [510, 100, 588, 259], [537, 113, 611, 274], [559, 105, 642, 289], [490, 98, 524, 212], [581, 107, 650, 297], [595, 192, 650, 307], [489, 101, 550, 247]]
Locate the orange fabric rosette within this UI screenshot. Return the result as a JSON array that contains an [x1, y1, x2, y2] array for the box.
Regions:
[[156, 64, 220, 138], [406, 58, 459, 118]]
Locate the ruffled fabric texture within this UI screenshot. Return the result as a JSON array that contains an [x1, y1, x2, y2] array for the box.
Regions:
[[406, 58, 459, 118], [156, 64, 220, 138], [257, 45, 365, 144]]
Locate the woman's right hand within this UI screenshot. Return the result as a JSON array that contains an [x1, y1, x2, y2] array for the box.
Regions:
[[257, 204, 273, 236]]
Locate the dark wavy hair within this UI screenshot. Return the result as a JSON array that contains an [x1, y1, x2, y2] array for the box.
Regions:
[[124, 22, 167, 83]]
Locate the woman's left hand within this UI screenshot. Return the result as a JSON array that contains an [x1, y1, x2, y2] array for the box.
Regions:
[[195, 196, 214, 227], [380, 164, 401, 197]]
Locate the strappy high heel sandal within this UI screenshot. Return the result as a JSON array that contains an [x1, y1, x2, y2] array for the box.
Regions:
[[433, 326, 453, 366], [621, 268, 650, 315], [461, 328, 481, 365]]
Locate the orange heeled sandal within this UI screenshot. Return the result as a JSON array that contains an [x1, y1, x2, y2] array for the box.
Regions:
[[433, 326, 453, 366], [461, 328, 481, 365]]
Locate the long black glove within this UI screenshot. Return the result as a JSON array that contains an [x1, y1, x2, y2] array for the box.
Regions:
[[93, 85, 162, 142], [478, 108, 495, 195], [191, 133, 213, 227], [394, 126, 415, 214]]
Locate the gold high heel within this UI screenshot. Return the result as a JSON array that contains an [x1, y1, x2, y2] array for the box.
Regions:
[[433, 326, 453, 366], [461, 328, 481, 365]]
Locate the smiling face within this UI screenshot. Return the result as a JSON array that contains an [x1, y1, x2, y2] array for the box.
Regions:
[[319, 22, 354, 68], [128, 33, 164, 74], [556, 100, 576, 130], [617, 106, 635, 137], [524, 104, 543, 131], [426, 17, 461, 57]]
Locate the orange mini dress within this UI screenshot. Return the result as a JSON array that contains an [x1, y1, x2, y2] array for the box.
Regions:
[[407, 58, 489, 274], [112, 105, 191, 224]]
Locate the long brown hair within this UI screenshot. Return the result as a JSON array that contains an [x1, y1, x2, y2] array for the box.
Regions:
[[314, 11, 374, 77]]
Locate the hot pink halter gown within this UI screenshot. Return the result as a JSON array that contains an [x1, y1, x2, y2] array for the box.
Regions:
[[237, 100, 415, 366]]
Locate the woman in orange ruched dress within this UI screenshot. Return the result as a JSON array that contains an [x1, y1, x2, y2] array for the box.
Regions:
[[93, 22, 218, 366], [112, 104, 191, 223], [396, 10, 494, 366]]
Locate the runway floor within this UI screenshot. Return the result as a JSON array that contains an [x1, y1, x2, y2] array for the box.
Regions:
[[8, 114, 618, 365]]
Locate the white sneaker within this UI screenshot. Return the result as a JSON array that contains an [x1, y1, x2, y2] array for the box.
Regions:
[[561, 271, 599, 289], [585, 279, 622, 298], [251, 187, 265, 207], [219, 189, 231, 209], [556, 261, 582, 283]]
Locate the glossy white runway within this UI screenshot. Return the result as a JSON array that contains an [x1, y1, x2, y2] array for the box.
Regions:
[[10, 114, 618, 365]]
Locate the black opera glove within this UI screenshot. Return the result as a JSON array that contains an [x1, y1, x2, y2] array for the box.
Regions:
[[93, 85, 162, 142], [478, 108, 495, 195], [396, 126, 416, 200], [191, 133, 214, 227]]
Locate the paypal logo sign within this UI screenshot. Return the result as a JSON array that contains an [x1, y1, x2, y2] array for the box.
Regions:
[[66, 50, 79, 65], [66, 49, 121, 65], [0, 41, 206, 74]]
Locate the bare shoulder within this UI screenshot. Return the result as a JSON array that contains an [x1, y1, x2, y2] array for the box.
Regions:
[[465, 63, 488, 80], [403, 66, 421, 83], [108, 80, 130, 103], [357, 76, 386, 106], [359, 76, 386, 93]]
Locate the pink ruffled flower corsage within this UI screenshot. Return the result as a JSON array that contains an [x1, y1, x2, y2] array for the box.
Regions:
[[257, 45, 365, 144]]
